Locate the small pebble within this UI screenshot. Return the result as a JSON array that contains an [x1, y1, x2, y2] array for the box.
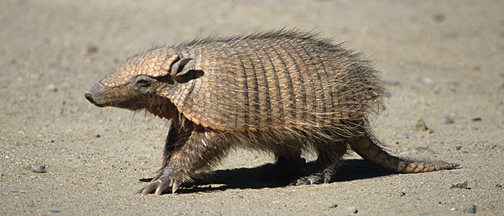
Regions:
[[450, 180, 469, 189], [496, 184, 503, 189], [346, 207, 358, 214], [463, 205, 476, 214], [86, 44, 99, 55], [399, 192, 406, 197], [329, 204, 338, 208], [47, 84, 58, 92], [415, 146, 429, 151], [471, 117, 481, 122], [31, 163, 46, 173], [48, 209, 60, 213], [433, 13, 446, 23], [414, 119, 429, 131], [438, 115, 454, 124], [395, 132, 409, 139], [43, 136, 54, 143], [383, 80, 401, 86], [422, 77, 434, 84], [446, 81, 459, 92]]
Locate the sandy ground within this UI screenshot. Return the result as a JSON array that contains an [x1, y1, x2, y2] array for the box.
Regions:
[[1, 0, 503, 215]]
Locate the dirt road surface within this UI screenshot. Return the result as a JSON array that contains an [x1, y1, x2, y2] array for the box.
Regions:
[[1, 0, 503, 215]]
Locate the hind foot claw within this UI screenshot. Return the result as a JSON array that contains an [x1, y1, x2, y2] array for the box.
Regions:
[[294, 173, 328, 185], [141, 177, 181, 195]]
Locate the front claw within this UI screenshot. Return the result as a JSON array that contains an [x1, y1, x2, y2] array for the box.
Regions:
[[141, 177, 181, 195], [294, 174, 324, 186]]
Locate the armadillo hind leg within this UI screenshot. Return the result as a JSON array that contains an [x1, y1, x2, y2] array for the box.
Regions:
[[350, 134, 459, 173], [141, 129, 230, 195], [261, 149, 304, 182], [295, 140, 348, 185]]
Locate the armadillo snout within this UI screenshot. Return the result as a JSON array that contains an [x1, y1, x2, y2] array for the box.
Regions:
[[84, 83, 107, 107], [84, 92, 101, 106]]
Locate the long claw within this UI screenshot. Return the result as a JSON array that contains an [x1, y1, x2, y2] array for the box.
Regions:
[[141, 180, 161, 195], [172, 180, 180, 194], [141, 174, 183, 195], [294, 174, 325, 185], [155, 178, 172, 195]]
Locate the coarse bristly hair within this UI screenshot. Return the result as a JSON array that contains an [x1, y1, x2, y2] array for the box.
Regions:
[[128, 29, 387, 175]]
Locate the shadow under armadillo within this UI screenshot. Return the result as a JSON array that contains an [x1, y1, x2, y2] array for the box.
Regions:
[[138, 159, 394, 194]]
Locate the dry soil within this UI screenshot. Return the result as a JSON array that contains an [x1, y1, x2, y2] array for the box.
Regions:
[[1, 0, 503, 215]]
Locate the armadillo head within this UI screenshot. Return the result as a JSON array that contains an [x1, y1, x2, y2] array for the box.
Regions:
[[84, 47, 203, 111]]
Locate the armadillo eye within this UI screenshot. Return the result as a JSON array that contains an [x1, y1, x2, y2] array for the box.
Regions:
[[136, 77, 151, 87]]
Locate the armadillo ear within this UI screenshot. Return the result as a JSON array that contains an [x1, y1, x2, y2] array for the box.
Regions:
[[170, 57, 195, 76], [171, 58, 204, 83]]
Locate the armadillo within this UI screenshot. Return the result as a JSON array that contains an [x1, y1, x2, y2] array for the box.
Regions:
[[84, 30, 458, 195]]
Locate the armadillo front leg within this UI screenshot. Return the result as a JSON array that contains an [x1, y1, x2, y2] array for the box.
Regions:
[[141, 118, 187, 191], [141, 129, 230, 195]]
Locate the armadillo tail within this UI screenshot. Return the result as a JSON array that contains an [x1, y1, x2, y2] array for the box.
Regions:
[[350, 135, 459, 173]]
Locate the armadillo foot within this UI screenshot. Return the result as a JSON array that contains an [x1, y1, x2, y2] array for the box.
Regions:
[[140, 176, 181, 195], [293, 155, 338, 185], [294, 173, 327, 185]]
